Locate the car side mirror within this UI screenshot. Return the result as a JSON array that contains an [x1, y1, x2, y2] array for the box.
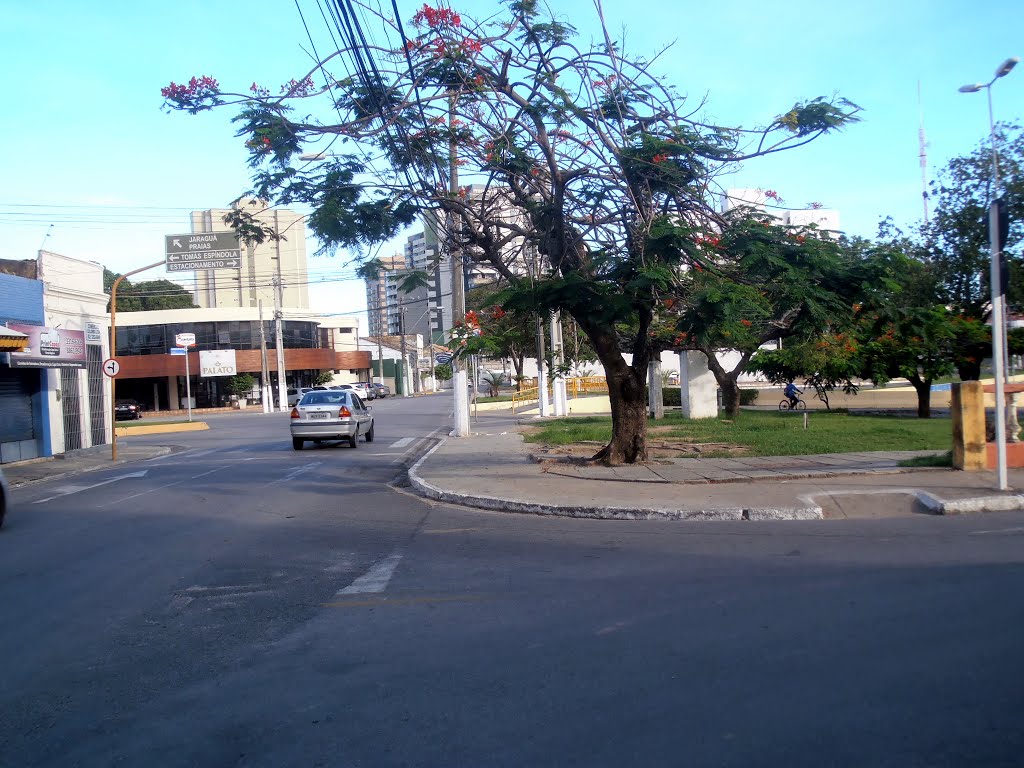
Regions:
[[367, 405, 372, 412]]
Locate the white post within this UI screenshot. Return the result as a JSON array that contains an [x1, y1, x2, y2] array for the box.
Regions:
[[453, 365, 470, 434], [648, 360, 664, 419], [550, 313, 566, 417]]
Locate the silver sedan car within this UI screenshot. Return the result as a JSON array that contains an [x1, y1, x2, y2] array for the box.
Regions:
[[289, 389, 374, 450]]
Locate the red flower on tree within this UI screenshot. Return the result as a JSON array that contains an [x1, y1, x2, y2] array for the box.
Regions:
[[413, 4, 461, 29]]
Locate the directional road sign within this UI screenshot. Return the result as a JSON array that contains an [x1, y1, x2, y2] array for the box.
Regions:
[[169, 347, 187, 356], [102, 358, 120, 377], [165, 232, 242, 272]]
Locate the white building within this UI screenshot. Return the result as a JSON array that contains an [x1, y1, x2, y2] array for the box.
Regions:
[[723, 188, 840, 233]]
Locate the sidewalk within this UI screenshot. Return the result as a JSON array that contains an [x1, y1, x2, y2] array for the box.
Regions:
[[408, 412, 1024, 521], [4, 443, 173, 488]]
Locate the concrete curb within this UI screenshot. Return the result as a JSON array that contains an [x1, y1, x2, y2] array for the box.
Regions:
[[931, 493, 1024, 515], [407, 439, 823, 521]]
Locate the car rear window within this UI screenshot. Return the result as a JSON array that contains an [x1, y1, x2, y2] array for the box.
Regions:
[[302, 392, 347, 405]]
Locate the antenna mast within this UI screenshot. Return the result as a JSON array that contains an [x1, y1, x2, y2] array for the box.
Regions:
[[918, 80, 930, 224]]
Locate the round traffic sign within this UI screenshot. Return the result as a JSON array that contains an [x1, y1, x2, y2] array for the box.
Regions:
[[102, 358, 120, 377]]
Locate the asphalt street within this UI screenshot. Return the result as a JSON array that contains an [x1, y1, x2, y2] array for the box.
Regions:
[[2, 394, 1023, 767]]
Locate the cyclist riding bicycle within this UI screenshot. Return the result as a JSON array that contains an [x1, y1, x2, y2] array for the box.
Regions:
[[784, 382, 803, 409]]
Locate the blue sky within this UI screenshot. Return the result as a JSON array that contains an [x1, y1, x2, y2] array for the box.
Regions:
[[3, 0, 1022, 320]]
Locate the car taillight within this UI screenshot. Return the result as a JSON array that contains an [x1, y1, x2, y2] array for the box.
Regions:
[[290, 407, 300, 419], [339, 406, 352, 417]]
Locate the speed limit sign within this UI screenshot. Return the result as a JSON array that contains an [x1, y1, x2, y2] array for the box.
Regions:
[[102, 358, 120, 378]]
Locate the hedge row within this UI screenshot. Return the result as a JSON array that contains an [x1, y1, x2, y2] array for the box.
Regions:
[[656, 388, 759, 407]]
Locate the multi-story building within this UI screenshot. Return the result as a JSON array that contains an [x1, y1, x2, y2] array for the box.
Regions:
[[365, 253, 407, 338], [188, 201, 310, 310]]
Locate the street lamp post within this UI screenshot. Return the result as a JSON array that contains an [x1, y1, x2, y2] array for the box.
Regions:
[[959, 56, 1019, 491]]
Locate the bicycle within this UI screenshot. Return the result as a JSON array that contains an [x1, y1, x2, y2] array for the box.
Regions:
[[778, 397, 806, 411]]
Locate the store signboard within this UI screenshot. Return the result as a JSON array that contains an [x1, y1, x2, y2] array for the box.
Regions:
[[199, 349, 237, 377], [86, 322, 104, 345], [7, 324, 87, 369]]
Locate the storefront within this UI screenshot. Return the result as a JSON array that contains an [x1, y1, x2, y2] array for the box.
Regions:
[[113, 308, 371, 411], [0, 272, 46, 463]]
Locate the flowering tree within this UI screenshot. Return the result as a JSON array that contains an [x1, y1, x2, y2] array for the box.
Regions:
[[161, 0, 859, 464]]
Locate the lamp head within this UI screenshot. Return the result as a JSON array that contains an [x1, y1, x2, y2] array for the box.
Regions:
[[959, 83, 984, 93], [299, 152, 328, 160], [996, 57, 1019, 78]]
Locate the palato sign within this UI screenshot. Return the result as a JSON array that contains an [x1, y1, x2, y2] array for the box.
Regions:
[[199, 349, 237, 377]]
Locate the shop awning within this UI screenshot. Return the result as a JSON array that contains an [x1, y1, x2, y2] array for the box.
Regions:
[[0, 325, 30, 351]]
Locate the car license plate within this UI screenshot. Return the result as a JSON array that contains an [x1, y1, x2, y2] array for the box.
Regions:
[[309, 412, 330, 419]]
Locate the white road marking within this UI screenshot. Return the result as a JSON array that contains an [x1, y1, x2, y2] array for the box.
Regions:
[[389, 437, 415, 448], [337, 551, 404, 595], [34, 471, 149, 504], [969, 526, 1024, 536], [271, 462, 323, 485], [423, 527, 478, 535]]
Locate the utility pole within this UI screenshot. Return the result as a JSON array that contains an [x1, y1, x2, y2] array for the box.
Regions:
[[258, 300, 272, 413], [429, 305, 440, 393], [272, 211, 287, 412], [449, 89, 470, 435], [400, 301, 411, 398]]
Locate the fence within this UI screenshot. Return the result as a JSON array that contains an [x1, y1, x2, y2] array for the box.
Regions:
[[511, 377, 608, 413]]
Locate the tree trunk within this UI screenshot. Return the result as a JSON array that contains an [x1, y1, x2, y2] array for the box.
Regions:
[[582, 326, 648, 465], [702, 347, 748, 419], [909, 375, 932, 418], [719, 377, 740, 419], [592, 365, 648, 465]]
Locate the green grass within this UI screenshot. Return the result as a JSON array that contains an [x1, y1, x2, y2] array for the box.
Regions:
[[898, 450, 953, 467], [522, 411, 952, 457]]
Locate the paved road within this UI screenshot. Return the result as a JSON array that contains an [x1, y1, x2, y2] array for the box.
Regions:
[[3, 394, 1024, 767]]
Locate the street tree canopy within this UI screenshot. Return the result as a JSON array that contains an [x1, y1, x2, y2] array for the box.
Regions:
[[104, 269, 197, 312], [161, 0, 859, 464]]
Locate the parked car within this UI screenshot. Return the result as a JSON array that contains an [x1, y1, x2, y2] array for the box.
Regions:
[[114, 399, 144, 420], [370, 382, 390, 398], [0, 466, 8, 528], [350, 382, 376, 400], [290, 390, 374, 450], [287, 387, 313, 406]]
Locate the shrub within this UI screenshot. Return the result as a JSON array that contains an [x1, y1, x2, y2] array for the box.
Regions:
[[740, 389, 759, 405], [226, 373, 256, 398]]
